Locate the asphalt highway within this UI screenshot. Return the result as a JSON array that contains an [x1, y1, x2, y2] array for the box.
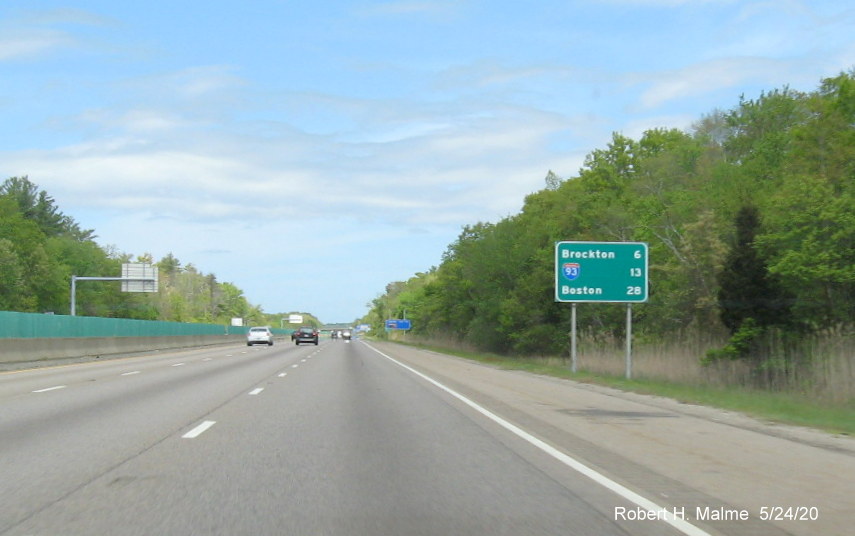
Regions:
[[1, 338, 851, 535]]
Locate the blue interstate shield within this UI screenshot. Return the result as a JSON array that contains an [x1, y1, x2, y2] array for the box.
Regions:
[[562, 263, 580, 280]]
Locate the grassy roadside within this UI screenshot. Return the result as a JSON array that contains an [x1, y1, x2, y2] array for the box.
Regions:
[[386, 339, 855, 437]]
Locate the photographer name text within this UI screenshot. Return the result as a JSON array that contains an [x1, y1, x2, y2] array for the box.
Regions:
[[615, 505, 819, 522]]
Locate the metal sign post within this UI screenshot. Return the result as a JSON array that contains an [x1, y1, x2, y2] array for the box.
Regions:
[[570, 303, 577, 373], [626, 304, 633, 379]]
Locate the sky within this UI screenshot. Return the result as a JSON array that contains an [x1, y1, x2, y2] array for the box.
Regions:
[[2, 0, 854, 324]]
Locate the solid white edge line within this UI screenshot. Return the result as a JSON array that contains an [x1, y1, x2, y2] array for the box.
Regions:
[[183, 420, 216, 439], [32, 385, 66, 393], [363, 341, 711, 536]]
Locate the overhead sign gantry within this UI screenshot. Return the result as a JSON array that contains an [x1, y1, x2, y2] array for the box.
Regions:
[[70, 263, 159, 316]]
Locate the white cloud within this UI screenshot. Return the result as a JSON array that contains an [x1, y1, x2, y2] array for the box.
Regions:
[[633, 57, 792, 109], [117, 66, 248, 103], [20, 7, 113, 27], [0, 8, 112, 61], [0, 31, 70, 60], [620, 114, 698, 139], [5, 88, 580, 233], [359, 0, 464, 19], [78, 109, 189, 133], [592, 0, 735, 6]]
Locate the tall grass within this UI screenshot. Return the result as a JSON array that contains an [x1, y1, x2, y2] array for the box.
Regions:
[[393, 327, 854, 419], [574, 327, 854, 405]]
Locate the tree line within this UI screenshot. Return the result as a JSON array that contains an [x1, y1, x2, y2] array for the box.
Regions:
[[363, 71, 855, 364], [0, 176, 268, 325]]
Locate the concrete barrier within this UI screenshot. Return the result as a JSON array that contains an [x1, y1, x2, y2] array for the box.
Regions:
[[0, 335, 250, 367]]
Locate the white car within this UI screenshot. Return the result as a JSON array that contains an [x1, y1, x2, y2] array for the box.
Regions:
[[247, 326, 274, 346]]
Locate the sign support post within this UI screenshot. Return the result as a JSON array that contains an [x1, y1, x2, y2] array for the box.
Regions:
[[626, 304, 633, 379], [570, 303, 577, 373]]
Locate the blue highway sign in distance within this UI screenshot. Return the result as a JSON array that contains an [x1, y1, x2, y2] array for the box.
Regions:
[[385, 319, 412, 330]]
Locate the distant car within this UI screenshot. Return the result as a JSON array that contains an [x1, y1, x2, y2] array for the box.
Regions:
[[341, 329, 352, 341], [247, 326, 274, 346], [294, 326, 319, 345]]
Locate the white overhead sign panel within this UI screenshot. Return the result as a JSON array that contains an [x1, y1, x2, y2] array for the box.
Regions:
[[122, 263, 159, 293]]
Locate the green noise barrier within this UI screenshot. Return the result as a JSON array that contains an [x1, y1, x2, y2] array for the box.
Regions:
[[0, 311, 256, 339]]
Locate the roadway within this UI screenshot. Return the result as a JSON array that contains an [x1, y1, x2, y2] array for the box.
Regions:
[[1, 338, 852, 535]]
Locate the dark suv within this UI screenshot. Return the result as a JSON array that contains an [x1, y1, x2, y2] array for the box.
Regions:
[[294, 326, 319, 345]]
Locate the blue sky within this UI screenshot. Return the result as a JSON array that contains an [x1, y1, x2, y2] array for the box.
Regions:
[[2, 1, 854, 323]]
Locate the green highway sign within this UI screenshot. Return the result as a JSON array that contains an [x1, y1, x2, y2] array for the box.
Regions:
[[555, 241, 648, 303]]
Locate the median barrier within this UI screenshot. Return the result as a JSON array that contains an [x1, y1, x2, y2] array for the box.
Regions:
[[0, 334, 249, 367]]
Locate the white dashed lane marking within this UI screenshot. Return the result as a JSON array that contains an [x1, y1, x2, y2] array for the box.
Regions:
[[181, 348, 322, 439], [183, 421, 216, 439], [32, 385, 66, 393]]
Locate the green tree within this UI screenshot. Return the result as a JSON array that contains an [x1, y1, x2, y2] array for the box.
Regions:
[[717, 206, 793, 334], [0, 176, 94, 240], [0, 238, 27, 310], [365, 72, 853, 363], [759, 174, 855, 326], [724, 87, 806, 182], [790, 71, 855, 184], [0, 196, 51, 311]]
